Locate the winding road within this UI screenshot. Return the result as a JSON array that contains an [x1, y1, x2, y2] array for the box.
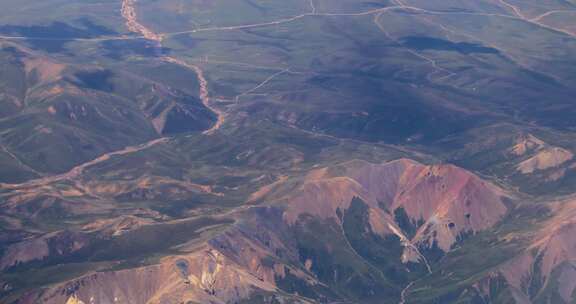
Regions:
[[1, 1, 574, 42]]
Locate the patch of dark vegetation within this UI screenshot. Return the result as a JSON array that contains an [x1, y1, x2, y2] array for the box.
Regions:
[[418, 239, 445, 264], [275, 131, 338, 155], [219, 37, 291, 53], [3, 217, 232, 279], [0, 20, 115, 40], [343, 198, 416, 285], [0, 217, 232, 303], [243, 0, 268, 12], [394, 207, 423, 239], [0, 19, 116, 53], [0, 261, 103, 302], [483, 274, 516, 303], [162, 104, 216, 135], [524, 69, 561, 87], [297, 73, 484, 144], [528, 252, 545, 299], [521, 165, 576, 196], [0, 46, 27, 60], [361, 1, 393, 9], [149, 198, 210, 218], [294, 215, 400, 303], [175, 259, 190, 279], [454, 230, 474, 247], [162, 215, 223, 255], [295, 101, 477, 144], [2, 231, 90, 275], [400, 36, 500, 55], [172, 34, 203, 49], [101, 39, 170, 60], [275, 268, 336, 302], [71, 70, 114, 92], [427, 286, 475, 304]]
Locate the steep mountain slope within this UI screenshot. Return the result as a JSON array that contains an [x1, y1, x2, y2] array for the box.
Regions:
[[0, 41, 215, 183], [277, 159, 508, 257], [2, 159, 513, 304]]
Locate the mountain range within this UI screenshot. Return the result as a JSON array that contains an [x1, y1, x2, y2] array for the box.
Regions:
[[1, 0, 576, 303]]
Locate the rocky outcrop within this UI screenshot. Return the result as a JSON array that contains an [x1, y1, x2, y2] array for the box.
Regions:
[[517, 147, 573, 174], [508, 133, 574, 175], [510, 134, 545, 156], [276, 158, 508, 261]]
